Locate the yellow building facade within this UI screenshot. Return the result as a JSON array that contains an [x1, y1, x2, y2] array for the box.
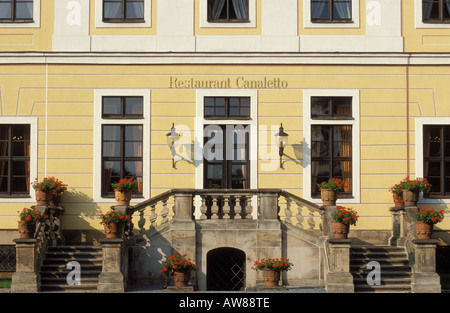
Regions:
[[1, 0, 450, 274]]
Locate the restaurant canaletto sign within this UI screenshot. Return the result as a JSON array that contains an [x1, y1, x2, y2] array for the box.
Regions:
[[169, 76, 288, 89]]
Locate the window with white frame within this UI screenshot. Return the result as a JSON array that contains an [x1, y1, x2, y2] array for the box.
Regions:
[[304, 0, 359, 28], [94, 90, 150, 202], [96, 0, 151, 28], [199, 0, 256, 28], [0, 0, 40, 27], [303, 90, 360, 203], [0, 117, 37, 202]]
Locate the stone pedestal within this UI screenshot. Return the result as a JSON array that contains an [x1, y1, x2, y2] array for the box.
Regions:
[[98, 238, 126, 293], [325, 239, 354, 293], [411, 239, 441, 293], [11, 238, 40, 293]]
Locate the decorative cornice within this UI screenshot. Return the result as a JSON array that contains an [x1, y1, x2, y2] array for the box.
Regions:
[[1, 52, 450, 65]]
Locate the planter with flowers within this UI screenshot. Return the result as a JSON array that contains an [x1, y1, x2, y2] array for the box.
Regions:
[[400, 177, 432, 207], [389, 182, 404, 207], [160, 253, 198, 287], [331, 206, 359, 239], [112, 178, 138, 206], [18, 207, 49, 239], [99, 209, 131, 238], [31, 176, 68, 207], [414, 206, 444, 240], [317, 178, 346, 206], [251, 257, 293, 287]]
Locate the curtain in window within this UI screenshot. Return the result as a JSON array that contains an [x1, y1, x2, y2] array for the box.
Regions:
[[231, 0, 248, 20], [333, 1, 351, 19], [422, 1, 433, 19], [311, 0, 328, 19], [24, 127, 30, 192], [104, 1, 122, 19], [211, 0, 226, 20]]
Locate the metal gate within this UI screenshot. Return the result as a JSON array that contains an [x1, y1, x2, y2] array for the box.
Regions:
[[206, 247, 245, 291]]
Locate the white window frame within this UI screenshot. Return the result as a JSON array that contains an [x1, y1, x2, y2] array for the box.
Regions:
[[0, 0, 40, 28], [303, 0, 360, 28], [415, 0, 450, 28], [194, 89, 258, 218], [95, 0, 152, 28], [199, 0, 257, 28], [303, 89, 361, 204], [415, 117, 450, 204], [0, 117, 38, 203], [93, 89, 151, 203]]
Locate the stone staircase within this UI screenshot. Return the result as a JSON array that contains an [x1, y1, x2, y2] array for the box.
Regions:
[[39, 246, 102, 292], [350, 245, 412, 293]]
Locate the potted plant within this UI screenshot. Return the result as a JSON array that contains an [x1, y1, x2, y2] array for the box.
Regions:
[[17, 207, 48, 239], [160, 253, 198, 287], [389, 182, 404, 207], [317, 178, 346, 206], [112, 178, 138, 206], [331, 206, 359, 239], [31, 176, 68, 207], [99, 209, 131, 238], [400, 177, 432, 207], [251, 257, 293, 287], [414, 206, 444, 240]]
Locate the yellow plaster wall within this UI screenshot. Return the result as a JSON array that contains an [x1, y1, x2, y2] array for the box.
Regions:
[[0, 63, 449, 234]]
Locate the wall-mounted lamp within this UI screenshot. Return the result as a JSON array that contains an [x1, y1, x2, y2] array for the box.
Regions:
[[166, 123, 180, 168], [275, 123, 289, 169]]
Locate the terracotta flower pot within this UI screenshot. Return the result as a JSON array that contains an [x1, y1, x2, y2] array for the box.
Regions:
[[320, 189, 337, 206], [332, 220, 350, 239], [393, 195, 404, 207], [18, 222, 36, 239], [263, 268, 280, 287], [403, 190, 419, 207], [115, 190, 132, 206], [104, 223, 123, 239], [173, 270, 191, 287], [35, 189, 50, 206], [415, 221, 433, 240]]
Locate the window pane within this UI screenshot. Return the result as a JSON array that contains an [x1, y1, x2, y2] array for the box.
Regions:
[[126, 1, 144, 19], [125, 97, 143, 116], [125, 125, 143, 141], [332, 97, 352, 116], [311, 98, 330, 118], [103, 126, 121, 141], [12, 177, 27, 192], [104, 161, 121, 177], [12, 160, 28, 176], [0, 160, 8, 192], [125, 142, 143, 157], [15, 1, 33, 19], [104, 0, 122, 19], [124, 161, 142, 177], [333, 1, 351, 19], [103, 142, 120, 157], [311, 0, 330, 19], [232, 164, 246, 179], [312, 141, 329, 158], [103, 97, 122, 116], [207, 164, 223, 179], [0, 1, 12, 19]]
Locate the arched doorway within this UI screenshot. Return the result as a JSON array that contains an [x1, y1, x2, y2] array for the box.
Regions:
[[207, 247, 246, 291]]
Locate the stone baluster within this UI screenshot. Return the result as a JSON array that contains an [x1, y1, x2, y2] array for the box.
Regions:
[[210, 196, 219, 219], [222, 195, 231, 219], [200, 195, 207, 220], [161, 199, 169, 225], [295, 201, 304, 230], [307, 207, 316, 231], [284, 198, 293, 225], [149, 203, 157, 229], [137, 210, 146, 233], [245, 195, 253, 219]]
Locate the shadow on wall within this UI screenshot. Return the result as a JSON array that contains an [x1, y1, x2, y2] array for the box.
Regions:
[[60, 189, 104, 245]]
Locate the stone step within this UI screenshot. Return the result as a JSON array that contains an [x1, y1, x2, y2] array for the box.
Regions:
[[39, 245, 103, 293], [354, 284, 411, 293]]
